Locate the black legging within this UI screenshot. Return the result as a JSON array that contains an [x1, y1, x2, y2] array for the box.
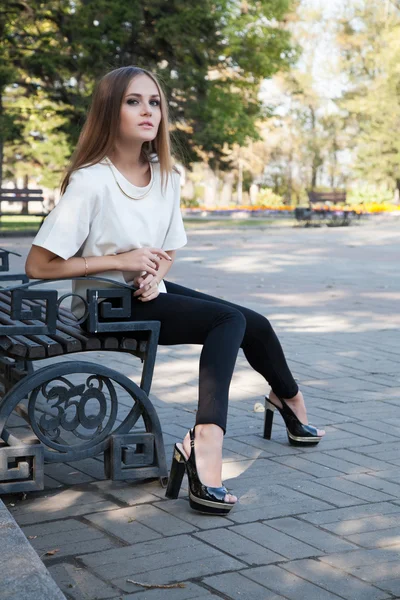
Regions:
[[93, 281, 298, 433]]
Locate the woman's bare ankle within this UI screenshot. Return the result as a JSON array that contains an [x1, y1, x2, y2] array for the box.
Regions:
[[181, 425, 237, 503]]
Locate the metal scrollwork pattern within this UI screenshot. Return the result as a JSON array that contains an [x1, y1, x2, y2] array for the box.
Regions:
[[0, 361, 159, 465], [28, 375, 119, 453]]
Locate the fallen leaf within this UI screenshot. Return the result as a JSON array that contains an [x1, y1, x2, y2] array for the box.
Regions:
[[43, 549, 60, 556], [28, 535, 37, 540], [126, 579, 185, 589]]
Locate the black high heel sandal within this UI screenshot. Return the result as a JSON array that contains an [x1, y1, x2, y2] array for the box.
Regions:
[[165, 428, 235, 515], [264, 396, 322, 446]]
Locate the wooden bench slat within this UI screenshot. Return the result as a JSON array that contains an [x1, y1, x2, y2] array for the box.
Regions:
[[5, 334, 44, 358], [0, 335, 22, 356], [0, 300, 63, 357], [0, 310, 46, 358], [0, 296, 81, 357], [0, 292, 92, 348], [0, 291, 149, 360], [0, 188, 43, 194], [0, 293, 81, 353], [120, 338, 138, 352]]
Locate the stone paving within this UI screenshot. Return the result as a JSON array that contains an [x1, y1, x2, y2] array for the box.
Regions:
[[1, 218, 400, 600]]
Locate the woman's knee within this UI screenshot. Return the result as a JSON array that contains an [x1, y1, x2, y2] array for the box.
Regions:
[[215, 306, 246, 334]]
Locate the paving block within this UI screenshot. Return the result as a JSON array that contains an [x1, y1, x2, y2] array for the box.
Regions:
[[43, 462, 95, 486], [376, 578, 400, 596], [228, 497, 332, 524], [195, 528, 284, 566], [120, 582, 220, 599], [281, 558, 387, 600], [321, 511, 400, 536], [79, 534, 244, 592], [265, 516, 358, 552], [241, 564, 343, 600], [269, 455, 344, 478], [300, 502, 400, 526], [345, 526, 400, 549], [342, 473, 400, 497], [23, 518, 119, 558], [230, 522, 321, 559], [203, 572, 287, 599], [85, 503, 196, 542], [49, 562, 117, 599], [89, 479, 163, 504], [348, 561, 400, 584], [153, 498, 235, 530], [9, 489, 120, 526], [280, 479, 363, 507], [319, 547, 400, 570]]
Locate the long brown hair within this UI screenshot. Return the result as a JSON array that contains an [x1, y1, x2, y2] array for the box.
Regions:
[[60, 66, 173, 194]]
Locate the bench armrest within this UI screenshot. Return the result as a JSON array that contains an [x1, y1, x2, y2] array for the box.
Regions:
[[0, 276, 142, 336], [0, 248, 24, 274]]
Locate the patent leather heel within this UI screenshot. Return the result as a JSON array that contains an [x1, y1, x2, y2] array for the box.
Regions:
[[263, 400, 275, 440], [165, 446, 186, 499], [265, 396, 322, 447], [165, 429, 235, 515]]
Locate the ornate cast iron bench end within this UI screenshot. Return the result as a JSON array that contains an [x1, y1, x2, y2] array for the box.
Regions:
[[0, 262, 168, 494]]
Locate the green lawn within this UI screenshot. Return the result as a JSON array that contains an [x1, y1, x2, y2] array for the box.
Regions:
[[0, 215, 297, 235], [183, 217, 296, 228], [0, 215, 43, 233]]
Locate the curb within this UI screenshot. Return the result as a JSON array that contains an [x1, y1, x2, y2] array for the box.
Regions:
[[0, 499, 66, 600]]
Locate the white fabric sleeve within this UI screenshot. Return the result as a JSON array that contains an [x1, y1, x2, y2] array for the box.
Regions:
[[32, 169, 99, 260], [162, 173, 187, 251]]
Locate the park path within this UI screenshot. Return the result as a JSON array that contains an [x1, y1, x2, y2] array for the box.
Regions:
[[2, 219, 400, 600]]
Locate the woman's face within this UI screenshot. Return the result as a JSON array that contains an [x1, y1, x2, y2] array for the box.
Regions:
[[119, 74, 162, 145]]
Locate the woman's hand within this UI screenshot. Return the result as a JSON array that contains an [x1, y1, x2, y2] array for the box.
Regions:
[[133, 271, 153, 291], [116, 247, 171, 276], [133, 273, 160, 302]]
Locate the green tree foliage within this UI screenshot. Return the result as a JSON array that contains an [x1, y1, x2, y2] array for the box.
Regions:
[[336, 0, 400, 194], [1, 0, 297, 186], [0, 0, 30, 185]]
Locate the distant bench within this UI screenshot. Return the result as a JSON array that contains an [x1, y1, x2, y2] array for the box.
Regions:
[[0, 188, 48, 227], [295, 190, 359, 226]]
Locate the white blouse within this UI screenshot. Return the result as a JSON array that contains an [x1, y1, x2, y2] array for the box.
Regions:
[[32, 158, 187, 317]]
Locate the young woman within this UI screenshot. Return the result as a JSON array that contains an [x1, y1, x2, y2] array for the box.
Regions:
[[25, 66, 325, 515]]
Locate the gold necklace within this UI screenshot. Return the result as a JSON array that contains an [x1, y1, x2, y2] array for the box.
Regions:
[[106, 158, 154, 200]]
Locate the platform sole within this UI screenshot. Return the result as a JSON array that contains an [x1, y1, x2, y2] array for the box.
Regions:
[[189, 492, 235, 515]]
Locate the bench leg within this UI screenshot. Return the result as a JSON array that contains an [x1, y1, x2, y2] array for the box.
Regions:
[[139, 322, 160, 396]]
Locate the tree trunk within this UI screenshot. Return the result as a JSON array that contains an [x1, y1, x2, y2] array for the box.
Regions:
[[311, 162, 317, 190], [395, 178, 400, 205], [237, 157, 243, 205], [310, 107, 318, 190], [286, 145, 293, 204], [21, 174, 29, 214], [0, 91, 3, 190]]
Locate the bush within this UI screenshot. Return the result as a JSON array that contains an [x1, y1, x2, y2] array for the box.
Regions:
[[256, 188, 286, 208], [347, 185, 394, 206], [181, 196, 200, 208]]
